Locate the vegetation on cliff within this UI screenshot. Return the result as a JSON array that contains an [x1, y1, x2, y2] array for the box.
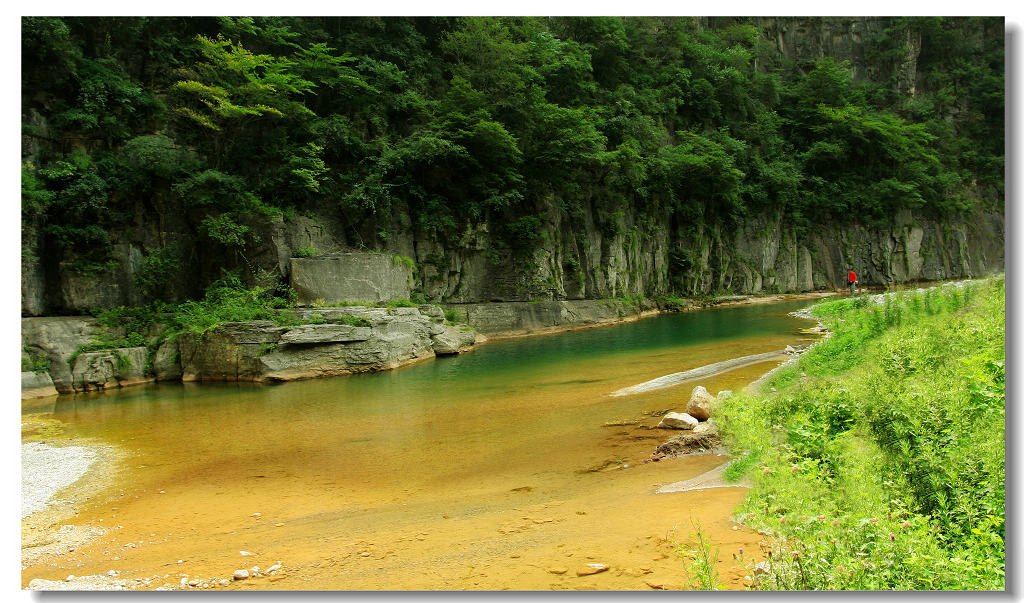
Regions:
[[718, 278, 1005, 589], [22, 17, 1004, 304]]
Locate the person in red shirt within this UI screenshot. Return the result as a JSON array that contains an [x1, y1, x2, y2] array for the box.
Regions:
[[848, 267, 858, 296]]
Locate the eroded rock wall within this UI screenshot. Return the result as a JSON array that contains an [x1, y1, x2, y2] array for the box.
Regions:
[[21, 306, 478, 396]]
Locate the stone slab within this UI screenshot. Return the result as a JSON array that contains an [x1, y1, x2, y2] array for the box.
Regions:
[[290, 253, 414, 305]]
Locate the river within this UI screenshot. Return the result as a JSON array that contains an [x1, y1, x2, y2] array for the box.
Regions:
[[21, 299, 818, 590]]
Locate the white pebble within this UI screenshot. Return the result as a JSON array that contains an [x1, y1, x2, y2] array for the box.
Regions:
[[240, 550, 253, 556]]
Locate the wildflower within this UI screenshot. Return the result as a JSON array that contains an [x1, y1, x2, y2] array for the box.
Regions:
[[832, 519, 841, 527], [817, 515, 827, 521], [900, 521, 911, 529], [836, 565, 846, 572], [790, 550, 801, 560], [779, 516, 787, 524], [799, 515, 807, 522], [889, 534, 896, 541], [791, 465, 799, 473], [762, 468, 772, 475]]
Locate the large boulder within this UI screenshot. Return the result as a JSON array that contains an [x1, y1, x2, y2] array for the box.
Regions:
[[685, 385, 715, 421], [178, 321, 287, 381], [21, 371, 57, 400], [71, 347, 149, 392], [657, 412, 699, 430], [431, 324, 477, 355], [21, 317, 102, 394], [178, 308, 475, 382], [152, 338, 182, 382]]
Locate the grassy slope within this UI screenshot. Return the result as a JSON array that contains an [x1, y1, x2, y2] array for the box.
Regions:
[[718, 277, 1005, 590]]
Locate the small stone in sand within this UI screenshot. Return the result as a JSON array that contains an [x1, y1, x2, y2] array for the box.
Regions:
[[232, 570, 249, 580], [548, 568, 568, 575], [576, 563, 609, 576]]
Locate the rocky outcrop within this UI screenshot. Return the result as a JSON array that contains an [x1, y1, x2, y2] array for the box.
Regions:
[[21, 371, 57, 400], [152, 338, 182, 382], [71, 347, 149, 392], [453, 298, 657, 336], [21, 306, 477, 394], [431, 324, 478, 355], [290, 253, 415, 306], [178, 306, 476, 382], [21, 317, 103, 394]]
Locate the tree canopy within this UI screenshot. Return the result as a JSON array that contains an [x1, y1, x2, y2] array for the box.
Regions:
[[22, 16, 1004, 289]]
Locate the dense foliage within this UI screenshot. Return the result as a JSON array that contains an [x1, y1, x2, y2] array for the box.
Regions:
[[719, 278, 1005, 589], [22, 16, 1004, 297]]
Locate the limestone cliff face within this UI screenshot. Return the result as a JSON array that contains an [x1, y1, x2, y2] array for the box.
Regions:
[[393, 205, 1003, 302], [19, 201, 1004, 315]]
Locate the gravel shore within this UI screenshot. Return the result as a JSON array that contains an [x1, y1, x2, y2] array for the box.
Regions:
[[21, 441, 100, 518]]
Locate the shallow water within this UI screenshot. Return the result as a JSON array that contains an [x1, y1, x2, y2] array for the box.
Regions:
[[23, 300, 818, 590]]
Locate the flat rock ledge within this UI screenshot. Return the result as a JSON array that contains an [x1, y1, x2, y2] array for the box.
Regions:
[[22, 306, 479, 392]]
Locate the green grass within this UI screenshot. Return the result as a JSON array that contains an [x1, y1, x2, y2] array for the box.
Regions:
[[676, 520, 722, 590], [718, 277, 1005, 590]]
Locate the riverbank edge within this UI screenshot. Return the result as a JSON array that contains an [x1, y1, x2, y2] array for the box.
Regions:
[[472, 291, 839, 343], [20, 290, 843, 400]]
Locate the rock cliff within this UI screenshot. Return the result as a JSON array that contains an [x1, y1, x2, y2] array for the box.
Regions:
[[20, 201, 1003, 316], [21, 305, 478, 398]]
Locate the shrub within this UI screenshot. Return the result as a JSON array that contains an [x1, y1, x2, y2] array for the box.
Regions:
[[173, 271, 297, 336], [134, 245, 182, 301]]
